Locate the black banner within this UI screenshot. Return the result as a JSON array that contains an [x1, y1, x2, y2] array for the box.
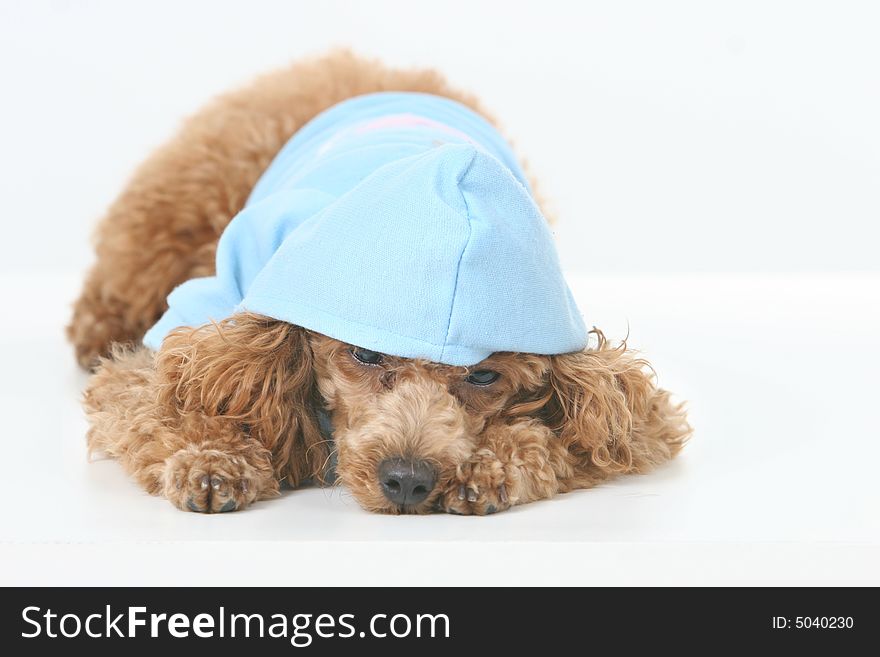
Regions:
[[0, 587, 873, 653]]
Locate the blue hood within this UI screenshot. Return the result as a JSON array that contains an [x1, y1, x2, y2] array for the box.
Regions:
[[144, 93, 587, 365]]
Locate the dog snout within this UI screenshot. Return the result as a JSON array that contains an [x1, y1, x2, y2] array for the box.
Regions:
[[377, 457, 437, 507]]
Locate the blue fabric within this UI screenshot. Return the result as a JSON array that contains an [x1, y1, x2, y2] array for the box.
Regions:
[[144, 92, 588, 365]]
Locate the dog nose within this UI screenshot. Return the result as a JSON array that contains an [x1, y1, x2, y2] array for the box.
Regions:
[[378, 457, 437, 507]]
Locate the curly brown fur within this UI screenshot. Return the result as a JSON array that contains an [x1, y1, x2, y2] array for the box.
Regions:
[[312, 329, 690, 514], [85, 335, 282, 513], [76, 52, 690, 515], [84, 319, 689, 514]]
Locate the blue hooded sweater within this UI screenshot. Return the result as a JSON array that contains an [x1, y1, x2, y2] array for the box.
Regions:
[[144, 92, 587, 366]]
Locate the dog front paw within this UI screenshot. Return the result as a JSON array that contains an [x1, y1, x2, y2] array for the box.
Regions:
[[442, 448, 514, 516], [162, 444, 276, 513]]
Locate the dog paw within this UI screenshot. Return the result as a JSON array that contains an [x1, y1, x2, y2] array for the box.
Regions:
[[67, 291, 137, 369], [162, 445, 275, 513], [441, 448, 514, 516]]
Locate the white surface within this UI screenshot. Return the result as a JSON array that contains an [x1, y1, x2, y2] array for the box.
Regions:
[[0, 273, 877, 585]]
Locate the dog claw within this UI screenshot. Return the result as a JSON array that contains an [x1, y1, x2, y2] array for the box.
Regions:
[[210, 475, 224, 491], [199, 475, 210, 490], [499, 484, 509, 505], [466, 488, 478, 503], [457, 485, 466, 501], [240, 479, 249, 494]]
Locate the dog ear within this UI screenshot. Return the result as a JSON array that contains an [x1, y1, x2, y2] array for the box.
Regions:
[[541, 332, 690, 475], [155, 312, 328, 486]]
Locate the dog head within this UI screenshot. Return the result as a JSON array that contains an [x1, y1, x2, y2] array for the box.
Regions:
[[309, 333, 550, 513], [157, 312, 677, 514]]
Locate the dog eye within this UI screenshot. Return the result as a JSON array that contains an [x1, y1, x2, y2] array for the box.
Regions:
[[351, 347, 384, 366], [465, 370, 500, 386]]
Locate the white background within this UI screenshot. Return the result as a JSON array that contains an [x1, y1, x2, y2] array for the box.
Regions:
[[0, 0, 878, 585]]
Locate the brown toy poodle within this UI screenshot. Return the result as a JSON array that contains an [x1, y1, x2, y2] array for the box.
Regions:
[[69, 51, 691, 515]]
